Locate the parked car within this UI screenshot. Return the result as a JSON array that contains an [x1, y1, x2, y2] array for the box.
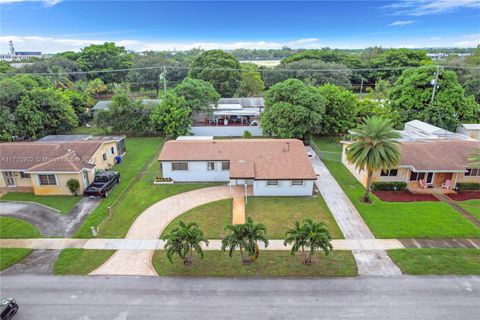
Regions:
[[83, 171, 120, 198], [0, 298, 18, 320]]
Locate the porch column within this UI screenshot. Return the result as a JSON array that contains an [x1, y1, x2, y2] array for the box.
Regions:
[[453, 172, 459, 189]]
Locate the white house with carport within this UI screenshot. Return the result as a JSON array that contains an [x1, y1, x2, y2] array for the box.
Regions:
[[159, 138, 316, 196]]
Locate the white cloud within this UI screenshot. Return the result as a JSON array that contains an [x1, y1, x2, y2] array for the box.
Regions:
[[0, 0, 61, 6], [1, 35, 478, 54], [383, 0, 480, 16], [389, 20, 414, 26]]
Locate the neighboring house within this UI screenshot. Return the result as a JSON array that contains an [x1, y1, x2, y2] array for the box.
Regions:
[[37, 135, 127, 156], [191, 97, 264, 136], [159, 138, 316, 196], [0, 139, 119, 195], [341, 120, 480, 193], [91, 99, 161, 112], [456, 124, 480, 140]]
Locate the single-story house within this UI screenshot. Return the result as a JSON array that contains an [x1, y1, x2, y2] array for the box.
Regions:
[[341, 120, 480, 193], [159, 138, 316, 196], [456, 124, 480, 140], [0, 139, 120, 195]]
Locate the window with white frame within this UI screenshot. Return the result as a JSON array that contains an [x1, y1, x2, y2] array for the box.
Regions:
[[291, 180, 304, 186], [20, 172, 31, 178], [207, 162, 215, 171], [172, 162, 188, 171], [465, 168, 480, 176], [38, 174, 57, 186], [266, 180, 279, 186], [380, 169, 398, 177], [222, 161, 230, 171]]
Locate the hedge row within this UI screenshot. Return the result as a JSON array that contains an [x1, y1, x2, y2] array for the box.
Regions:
[[456, 183, 480, 191], [371, 182, 408, 191]]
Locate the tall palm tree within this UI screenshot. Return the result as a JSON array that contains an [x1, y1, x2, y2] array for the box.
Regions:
[[347, 116, 401, 203], [222, 217, 269, 265], [162, 221, 209, 265], [284, 219, 333, 264], [366, 79, 390, 102]]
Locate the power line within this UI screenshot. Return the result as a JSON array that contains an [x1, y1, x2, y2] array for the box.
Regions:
[[4, 64, 479, 76]]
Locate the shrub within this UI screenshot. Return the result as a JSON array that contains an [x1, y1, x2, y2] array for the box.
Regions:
[[243, 130, 252, 138], [371, 182, 407, 191], [66, 178, 81, 196], [457, 183, 480, 191]]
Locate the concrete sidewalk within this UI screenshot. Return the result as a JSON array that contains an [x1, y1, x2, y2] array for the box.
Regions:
[[307, 148, 402, 276], [0, 238, 406, 251]]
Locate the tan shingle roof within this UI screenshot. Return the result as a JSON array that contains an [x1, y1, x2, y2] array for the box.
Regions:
[[398, 140, 480, 171], [159, 139, 316, 180], [0, 141, 105, 172]]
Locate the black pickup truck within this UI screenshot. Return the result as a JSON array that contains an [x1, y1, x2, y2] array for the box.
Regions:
[[83, 171, 120, 198]]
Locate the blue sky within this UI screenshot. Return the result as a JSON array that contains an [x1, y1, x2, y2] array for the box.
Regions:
[[1, 0, 479, 53]]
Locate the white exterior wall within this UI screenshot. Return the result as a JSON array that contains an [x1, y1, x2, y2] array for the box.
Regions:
[[161, 161, 230, 182], [253, 180, 314, 196], [190, 126, 263, 137]]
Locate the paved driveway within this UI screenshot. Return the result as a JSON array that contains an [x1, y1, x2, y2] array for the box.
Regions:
[[91, 185, 247, 276], [0, 198, 100, 237]]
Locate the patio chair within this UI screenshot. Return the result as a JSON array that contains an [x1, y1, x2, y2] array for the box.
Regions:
[[442, 179, 452, 190], [418, 179, 428, 189]]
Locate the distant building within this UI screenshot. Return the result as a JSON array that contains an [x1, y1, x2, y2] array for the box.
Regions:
[[0, 51, 45, 62], [457, 124, 480, 140]]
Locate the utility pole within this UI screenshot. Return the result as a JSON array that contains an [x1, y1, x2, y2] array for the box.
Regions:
[[359, 77, 364, 95], [430, 65, 441, 105], [159, 66, 167, 97]]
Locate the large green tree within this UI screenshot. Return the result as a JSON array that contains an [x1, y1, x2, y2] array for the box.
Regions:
[[173, 77, 220, 113], [188, 50, 242, 97], [261, 79, 326, 140], [16, 88, 78, 138], [346, 117, 400, 203], [368, 48, 432, 81], [390, 66, 480, 130], [282, 48, 362, 69], [150, 92, 191, 138], [235, 63, 265, 96], [317, 84, 358, 135], [76, 42, 133, 83], [62, 89, 95, 122], [264, 60, 352, 88]]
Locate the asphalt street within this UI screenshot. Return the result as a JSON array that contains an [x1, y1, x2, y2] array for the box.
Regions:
[[0, 275, 479, 320]]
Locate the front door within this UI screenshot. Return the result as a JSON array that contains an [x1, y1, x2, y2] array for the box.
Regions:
[[82, 171, 90, 189], [426, 172, 434, 185], [3, 172, 16, 187]]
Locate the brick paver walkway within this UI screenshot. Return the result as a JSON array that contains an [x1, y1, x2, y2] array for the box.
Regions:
[[90, 185, 248, 276]]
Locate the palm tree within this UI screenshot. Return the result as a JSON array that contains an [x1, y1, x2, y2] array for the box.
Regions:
[[366, 79, 391, 102], [346, 116, 401, 203], [162, 221, 208, 265], [284, 219, 333, 264], [469, 148, 480, 167], [221, 217, 269, 265]]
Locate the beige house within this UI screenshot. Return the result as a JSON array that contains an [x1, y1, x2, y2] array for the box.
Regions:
[[341, 120, 480, 194], [0, 140, 119, 195]]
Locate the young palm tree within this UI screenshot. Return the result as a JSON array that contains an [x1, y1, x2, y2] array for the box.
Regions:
[[221, 217, 269, 264], [366, 79, 390, 102], [347, 116, 401, 203], [284, 219, 333, 264], [162, 221, 209, 265]]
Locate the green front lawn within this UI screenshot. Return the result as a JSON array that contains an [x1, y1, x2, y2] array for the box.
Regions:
[[0, 217, 40, 238], [152, 250, 357, 277], [246, 196, 343, 239], [388, 249, 480, 275], [313, 137, 480, 239], [161, 199, 232, 239], [0, 193, 81, 214], [0, 249, 32, 271], [457, 200, 480, 220], [53, 249, 115, 275]]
